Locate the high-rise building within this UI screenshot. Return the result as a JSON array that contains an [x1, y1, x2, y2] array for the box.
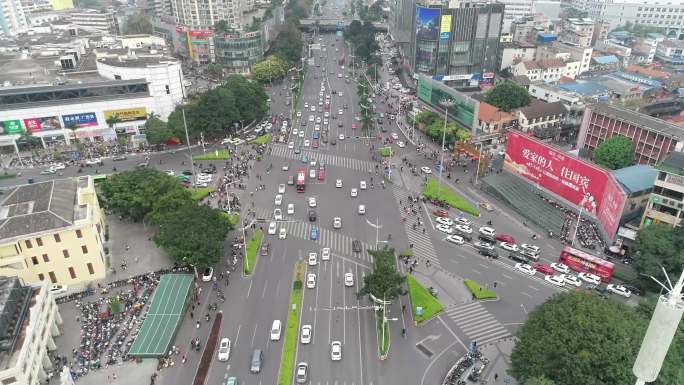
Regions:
[[0, 0, 28, 36], [410, 1, 503, 88], [170, 0, 244, 29], [388, 0, 414, 56]]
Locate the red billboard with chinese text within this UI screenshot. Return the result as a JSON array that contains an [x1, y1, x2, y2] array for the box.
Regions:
[[504, 132, 626, 238]]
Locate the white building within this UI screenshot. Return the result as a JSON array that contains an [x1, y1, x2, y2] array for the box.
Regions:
[[499, 42, 537, 70], [0, 278, 63, 385], [655, 39, 684, 65], [68, 9, 117, 34], [559, 18, 594, 48], [0, 0, 28, 36], [536, 42, 593, 75], [513, 58, 581, 82], [170, 0, 244, 29]]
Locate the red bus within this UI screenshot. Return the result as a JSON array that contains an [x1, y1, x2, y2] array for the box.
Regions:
[[558, 246, 614, 283], [296, 169, 306, 192]]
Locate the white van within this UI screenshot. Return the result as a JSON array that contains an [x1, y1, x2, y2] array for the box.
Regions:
[[270, 320, 282, 341]]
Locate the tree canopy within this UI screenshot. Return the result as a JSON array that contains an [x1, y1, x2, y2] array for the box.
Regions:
[[345, 20, 380, 63], [630, 223, 684, 290], [124, 12, 153, 35], [592, 135, 635, 170], [271, 22, 304, 63], [483, 81, 531, 112], [358, 247, 405, 301], [510, 292, 683, 385], [251, 55, 289, 83], [143, 115, 174, 145]]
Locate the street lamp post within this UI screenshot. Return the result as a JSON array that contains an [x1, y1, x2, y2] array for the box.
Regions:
[[571, 192, 591, 245], [181, 109, 197, 179], [474, 141, 483, 185], [437, 99, 455, 199], [366, 217, 384, 250], [381, 291, 398, 357]]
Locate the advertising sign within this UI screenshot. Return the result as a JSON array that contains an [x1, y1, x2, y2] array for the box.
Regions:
[[23, 116, 62, 132], [504, 132, 626, 237], [188, 29, 212, 38], [417, 76, 477, 128], [440, 15, 452, 40], [415, 7, 440, 41], [62, 113, 98, 128], [104, 107, 148, 122], [0, 120, 24, 135]]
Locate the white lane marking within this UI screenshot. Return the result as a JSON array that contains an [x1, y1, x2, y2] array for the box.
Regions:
[[250, 323, 258, 348], [528, 285, 539, 291], [261, 279, 269, 298]]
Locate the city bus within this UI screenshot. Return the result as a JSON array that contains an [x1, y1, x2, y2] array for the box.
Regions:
[[296, 169, 306, 192], [558, 246, 614, 283]]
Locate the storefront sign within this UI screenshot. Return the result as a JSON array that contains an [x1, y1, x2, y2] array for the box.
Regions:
[[62, 113, 98, 128], [0, 120, 24, 135], [23, 116, 62, 132], [440, 15, 452, 40], [104, 107, 148, 122], [415, 7, 440, 41]]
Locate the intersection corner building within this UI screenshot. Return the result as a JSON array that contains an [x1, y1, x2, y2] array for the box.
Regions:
[[0, 176, 107, 286]]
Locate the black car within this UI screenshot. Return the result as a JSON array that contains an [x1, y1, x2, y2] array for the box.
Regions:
[[331, 139, 337, 145], [308, 210, 317, 222], [508, 253, 529, 264], [478, 248, 498, 259], [352, 240, 362, 253]]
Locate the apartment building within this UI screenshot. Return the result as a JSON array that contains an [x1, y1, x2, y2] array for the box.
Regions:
[[499, 42, 537, 70], [655, 39, 684, 66], [536, 42, 593, 74], [69, 8, 118, 34], [170, 0, 244, 29], [0, 277, 63, 385], [512, 58, 581, 82], [0, 0, 28, 36], [0, 177, 107, 286], [559, 18, 594, 48], [517, 101, 567, 140], [641, 151, 684, 228]]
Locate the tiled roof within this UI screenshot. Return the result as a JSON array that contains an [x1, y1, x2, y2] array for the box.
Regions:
[[521, 59, 566, 70], [612, 165, 657, 195], [478, 102, 513, 123], [519, 101, 567, 120]]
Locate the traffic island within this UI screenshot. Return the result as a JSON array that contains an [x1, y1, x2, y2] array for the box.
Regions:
[[277, 261, 304, 385], [192, 311, 223, 385], [189, 187, 216, 201], [376, 308, 390, 360], [423, 177, 480, 217], [379, 147, 392, 157], [192, 149, 230, 161], [243, 229, 263, 275], [464, 279, 498, 300], [249, 134, 271, 145], [407, 275, 444, 325]]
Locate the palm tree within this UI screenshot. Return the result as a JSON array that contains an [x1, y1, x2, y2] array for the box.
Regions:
[[65, 122, 78, 143], [106, 114, 122, 130]]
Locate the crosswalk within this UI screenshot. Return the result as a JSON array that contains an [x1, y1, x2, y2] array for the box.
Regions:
[[270, 144, 375, 172], [443, 302, 511, 346], [391, 186, 441, 268], [254, 207, 375, 263]]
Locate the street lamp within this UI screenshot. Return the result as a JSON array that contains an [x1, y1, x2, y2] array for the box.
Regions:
[[437, 98, 455, 199], [571, 192, 592, 245], [381, 291, 398, 358], [366, 216, 386, 250], [181, 109, 197, 179]]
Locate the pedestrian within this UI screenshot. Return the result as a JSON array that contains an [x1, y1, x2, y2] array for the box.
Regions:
[[495, 373, 499, 381], [196, 321, 200, 329], [113, 373, 117, 381], [190, 312, 194, 319]]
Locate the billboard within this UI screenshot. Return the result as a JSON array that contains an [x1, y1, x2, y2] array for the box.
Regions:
[[415, 7, 440, 41], [62, 113, 98, 128], [417, 76, 477, 129], [504, 132, 626, 237], [23, 116, 62, 132], [0, 120, 24, 135], [104, 107, 148, 122], [440, 15, 452, 40]]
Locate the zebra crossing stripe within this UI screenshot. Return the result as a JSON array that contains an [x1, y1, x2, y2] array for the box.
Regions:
[[461, 318, 499, 333]]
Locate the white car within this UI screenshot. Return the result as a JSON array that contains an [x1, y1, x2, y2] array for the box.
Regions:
[[339, 134, 345, 140], [217, 338, 231, 361], [336, 179, 343, 188], [202, 267, 214, 282], [308, 252, 318, 266], [309, 169, 316, 179], [279, 227, 287, 239], [420, 166, 432, 174], [85, 158, 101, 166], [296, 111, 302, 117], [299, 131, 305, 138], [306, 273, 317, 289], [478, 226, 496, 237], [300, 325, 312, 344], [359, 181, 367, 190], [308, 115, 315, 122], [309, 197, 317, 207], [397, 141, 405, 148], [436, 224, 453, 234], [314, 124, 321, 131], [550, 262, 570, 274], [391, 133, 399, 140], [344, 272, 354, 286], [293, 128, 299, 136], [350, 188, 358, 197], [446, 234, 465, 245], [304, 102, 309, 109], [282, 164, 290, 171], [454, 217, 472, 226], [270, 320, 282, 341], [304, 139, 310, 147], [275, 194, 283, 206], [358, 204, 366, 215], [324, 111, 330, 118], [310, 106, 316, 112], [331, 341, 342, 361], [545, 274, 566, 287], [514, 263, 536, 276], [165, 170, 175, 176], [278, 184, 286, 194], [333, 217, 342, 228], [268, 221, 277, 235], [338, 109, 344, 115], [607, 284, 631, 298], [273, 209, 283, 221], [321, 247, 330, 261], [520, 244, 541, 255], [316, 116, 321, 124], [500, 242, 518, 252], [454, 224, 472, 234], [563, 274, 582, 287], [578, 272, 601, 285], [287, 203, 295, 215]]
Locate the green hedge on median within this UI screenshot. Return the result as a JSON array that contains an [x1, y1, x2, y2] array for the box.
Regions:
[[423, 177, 480, 216], [407, 275, 444, 323], [278, 262, 304, 385], [243, 229, 263, 275], [464, 279, 497, 300]]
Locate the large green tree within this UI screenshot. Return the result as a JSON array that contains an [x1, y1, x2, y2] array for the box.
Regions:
[[251, 55, 289, 83], [124, 12, 153, 35], [153, 205, 232, 267], [345, 20, 380, 62], [358, 247, 405, 301], [592, 135, 635, 170], [630, 223, 684, 289], [510, 292, 683, 385], [271, 22, 303, 63], [483, 81, 531, 112], [143, 115, 174, 145]]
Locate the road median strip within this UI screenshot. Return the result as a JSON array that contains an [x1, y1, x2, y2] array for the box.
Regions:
[[464, 279, 498, 300], [192, 149, 230, 161], [277, 261, 304, 385], [423, 177, 480, 217], [243, 229, 263, 275], [406, 274, 444, 324], [376, 308, 390, 359]]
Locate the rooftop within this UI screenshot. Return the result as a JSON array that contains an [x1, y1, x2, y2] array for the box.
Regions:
[[478, 102, 513, 123], [519, 101, 567, 120], [0, 179, 80, 242], [612, 165, 657, 195], [589, 103, 684, 140], [97, 55, 179, 68], [521, 58, 566, 70], [657, 151, 684, 176], [592, 55, 619, 65], [661, 39, 684, 49]]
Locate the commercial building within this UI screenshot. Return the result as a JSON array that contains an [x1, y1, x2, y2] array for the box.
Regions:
[[499, 42, 537, 71], [512, 58, 580, 82], [0, 177, 107, 286], [0, 0, 28, 36], [517, 101, 567, 140], [577, 103, 684, 166], [410, 1, 503, 88], [388, 0, 414, 55], [170, 0, 244, 29], [175, 26, 215, 64], [68, 9, 118, 34], [641, 151, 684, 228], [214, 30, 265, 74], [477, 102, 514, 139], [655, 39, 684, 66], [0, 277, 63, 385], [559, 18, 594, 48], [612, 165, 657, 225], [528, 82, 585, 129], [415, 75, 482, 137]]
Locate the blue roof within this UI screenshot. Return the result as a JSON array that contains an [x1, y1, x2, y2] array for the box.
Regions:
[[612, 165, 658, 195], [559, 81, 608, 96], [593, 55, 619, 65]]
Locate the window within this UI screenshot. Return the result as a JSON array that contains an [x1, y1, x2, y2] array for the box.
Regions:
[[76, 229, 82, 238], [36, 237, 43, 246], [114, 75, 121, 80], [81, 245, 88, 254], [42, 254, 49, 262], [38, 273, 45, 281], [31, 256, 39, 265], [54, 234, 61, 243], [63, 249, 70, 258], [48, 272, 57, 283], [25, 239, 33, 249], [165, 85, 170, 94], [68, 267, 76, 279], [87, 263, 95, 275]]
